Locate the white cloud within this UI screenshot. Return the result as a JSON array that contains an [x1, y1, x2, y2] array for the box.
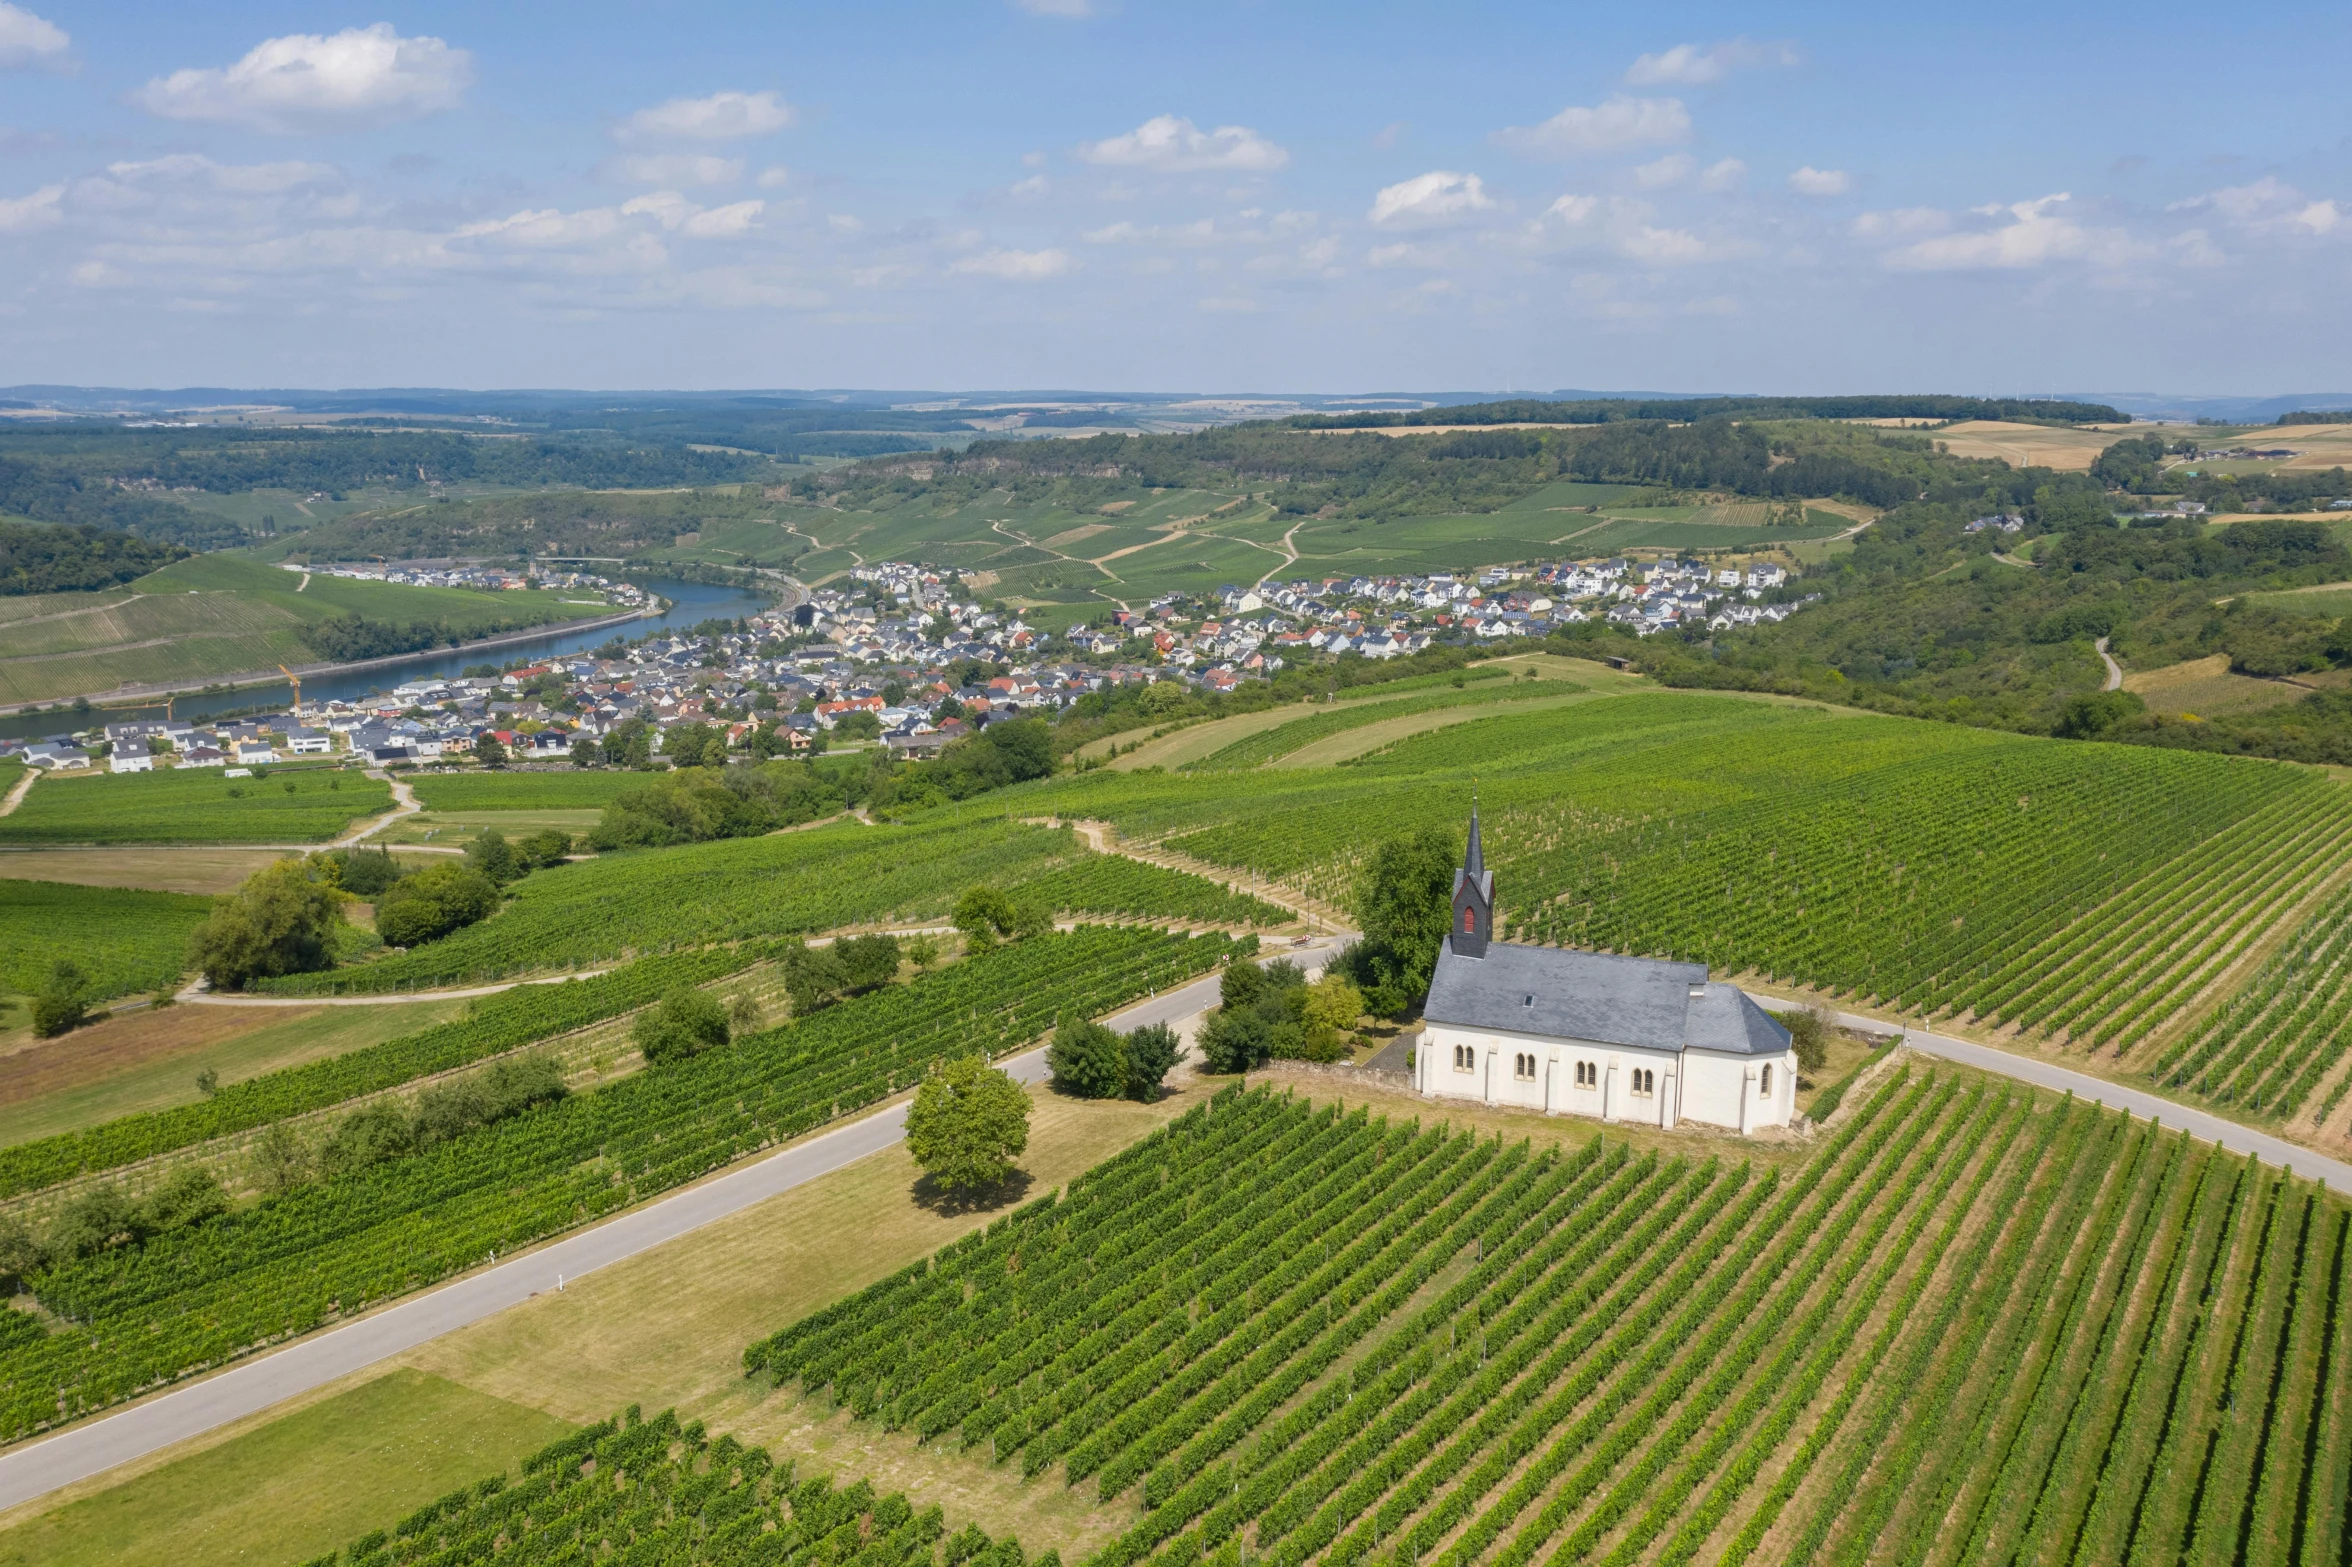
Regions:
[[1633, 153, 1693, 189], [1495, 96, 1690, 158], [1626, 39, 1799, 86], [755, 165, 792, 189], [1619, 224, 1709, 263], [620, 192, 764, 236], [1853, 207, 1950, 239], [0, 3, 67, 70], [620, 90, 793, 143], [1010, 174, 1050, 201], [1013, 0, 1095, 15], [2174, 176, 2344, 238], [1547, 193, 1600, 224], [1697, 157, 1746, 192], [1370, 170, 1493, 227], [1879, 193, 2132, 271], [135, 23, 473, 134], [611, 154, 743, 188], [1788, 166, 1850, 196], [0, 183, 62, 234], [104, 154, 338, 195], [1076, 115, 1288, 173], [951, 247, 1070, 279]]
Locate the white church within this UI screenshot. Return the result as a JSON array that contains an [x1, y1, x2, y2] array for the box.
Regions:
[[1413, 804, 1797, 1134]]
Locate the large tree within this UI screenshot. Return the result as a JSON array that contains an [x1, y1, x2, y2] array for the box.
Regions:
[[905, 1055, 1031, 1192], [187, 860, 344, 991], [1348, 826, 1459, 1016]]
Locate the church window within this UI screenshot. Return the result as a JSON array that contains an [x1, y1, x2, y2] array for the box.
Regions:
[[1760, 1064, 1773, 1097], [1631, 1068, 1654, 1096], [1453, 1044, 1474, 1073], [1462, 907, 1475, 933], [1575, 1060, 1595, 1089], [1514, 1052, 1535, 1082]]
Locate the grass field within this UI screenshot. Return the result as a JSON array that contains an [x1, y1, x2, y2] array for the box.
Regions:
[[1930, 419, 2125, 470], [0, 847, 293, 895], [0, 1369, 572, 1567], [1186, 679, 1588, 770], [0, 1001, 463, 1150], [408, 770, 646, 812], [0, 764, 391, 845], [377, 808, 605, 849], [0, 877, 213, 1000], [0, 553, 617, 709], [2122, 653, 2311, 717]]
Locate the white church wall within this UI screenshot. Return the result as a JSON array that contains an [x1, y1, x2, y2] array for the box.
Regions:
[[1419, 1023, 1683, 1127], [1679, 1047, 1794, 1131]]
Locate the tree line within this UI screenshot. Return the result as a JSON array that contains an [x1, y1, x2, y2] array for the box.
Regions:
[[0, 517, 187, 595]]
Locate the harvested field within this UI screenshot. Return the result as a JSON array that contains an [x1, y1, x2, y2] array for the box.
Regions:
[[0, 847, 291, 896], [2122, 654, 2310, 717], [1930, 420, 2121, 469]]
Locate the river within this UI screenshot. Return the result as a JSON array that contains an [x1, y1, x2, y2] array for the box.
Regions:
[[1, 577, 777, 743]]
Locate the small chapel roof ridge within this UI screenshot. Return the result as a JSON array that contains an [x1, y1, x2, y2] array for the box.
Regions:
[[1425, 943, 1788, 1056]]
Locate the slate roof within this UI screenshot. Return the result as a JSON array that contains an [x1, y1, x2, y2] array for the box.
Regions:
[[1424, 942, 1791, 1058]]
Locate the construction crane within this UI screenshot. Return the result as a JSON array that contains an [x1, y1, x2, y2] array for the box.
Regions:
[[277, 664, 302, 714]]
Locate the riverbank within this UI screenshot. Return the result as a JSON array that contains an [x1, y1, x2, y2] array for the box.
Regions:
[[0, 607, 659, 721]]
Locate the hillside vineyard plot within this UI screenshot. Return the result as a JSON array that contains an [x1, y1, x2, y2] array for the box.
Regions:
[[407, 770, 647, 811], [1, 927, 1234, 1441], [1184, 680, 1587, 771], [311, 1407, 1041, 1567], [746, 1081, 2350, 1567], [0, 945, 772, 1199], [264, 819, 1260, 995], [0, 765, 391, 845], [0, 877, 213, 1000]]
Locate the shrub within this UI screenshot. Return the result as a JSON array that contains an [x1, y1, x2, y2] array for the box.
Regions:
[[30, 959, 88, 1038], [1123, 1021, 1180, 1100], [1048, 1009, 1128, 1099], [632, 986, 730, 1066], [905, 1054, 1031, 1192], [376, 864, 501, 948]]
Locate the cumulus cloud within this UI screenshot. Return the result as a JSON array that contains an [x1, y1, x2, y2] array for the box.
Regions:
[[1853, 207, 1950, 239], [2174, 176, 2342, 237], [1370, 171, 1494, 227], [1788, 166, 1850, 196], [951, 246, 1070, 279], [610, 154, 744, 188], [1633, 153, 1693, 189], [1697, 158, 1746, 192], [619, 90, 793, 143], [103, 154, 338, 195], [621, 192, 764, 237], [1546, 193, 1600, 224], [1626, 39, 1799, 86], [1878, 193, 2132, 271], [135, 23, 473, 134], [1495, 96, 1690, 158], [1076, 115, 1287, 173], [0, 182, 62, 233], [0, 3, 67, 70], [755, 165, 793, 189]]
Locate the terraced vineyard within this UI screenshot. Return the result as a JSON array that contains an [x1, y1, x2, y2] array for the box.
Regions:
[[266, 819, 1262, 995], [0, 764, 391, 845], [747, 1078, 2350, 1567], [312, 1407, 1037, 1567], [3, 925, 1236, 1440], [0, 876, 213, 1000]]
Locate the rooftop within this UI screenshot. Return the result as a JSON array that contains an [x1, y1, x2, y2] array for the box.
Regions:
[[1425, 941, 1790, 1057]]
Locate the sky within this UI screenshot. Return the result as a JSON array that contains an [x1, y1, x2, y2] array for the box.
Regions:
[[0, 1, 2347, 396]]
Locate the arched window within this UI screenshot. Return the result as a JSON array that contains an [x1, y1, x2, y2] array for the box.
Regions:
[[1462, 907, 1475, 933], [1760, 1063, 1774, 1097], [1630, 1068, 1654, 1096], [1514, 1052, 1535, 1082]]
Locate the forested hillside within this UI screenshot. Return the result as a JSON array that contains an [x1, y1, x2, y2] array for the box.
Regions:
[[0, 518, 186, 595]]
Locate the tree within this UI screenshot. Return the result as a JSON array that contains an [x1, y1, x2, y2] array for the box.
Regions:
[[954, 884, 1019, 950], [571, 735, 602, 768], [905, 1054, 1031, 1193], [376, 862, 500, 947], [1303, 974, 1364, 1034], [1123, 1021, 1180, 1100], [188, 859, 344, 991], [473, 732, 509, 768], [516, 828, 573, 869], [1348, 827, 1458, 1015], [2052, 689, 2146, 740], [465, 829, 523, 884], [248, 1120, 313, 1195], [30, 959, 88, 1038], [1780, 1002, 1833, 1074], [633, 985, 730, 1065], [1047, 1009, 1127, 1099]]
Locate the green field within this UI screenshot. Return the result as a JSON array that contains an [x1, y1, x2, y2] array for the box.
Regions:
[[744, 1077, 2346, 1567], [0, 877, 213, 1000], [408, 770, 646, 812], [0, 553, 617, 708], [1186, 678, 1587, 769], [0, 764, 391, 844]]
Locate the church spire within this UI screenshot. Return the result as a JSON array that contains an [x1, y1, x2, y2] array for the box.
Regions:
[[1450, 787, 1493, 959], [1465, 782, 1485, 880]]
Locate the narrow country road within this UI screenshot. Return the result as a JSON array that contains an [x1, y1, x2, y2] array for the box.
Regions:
[[0, 942, 1344, 1512], [334, 769, 421, 846], [2095, 636, 2123, 692], [0, 767, 34, 819]]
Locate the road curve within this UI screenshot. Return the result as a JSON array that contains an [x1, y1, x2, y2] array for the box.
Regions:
[[2095, 636, 2123, 691], [0, 945, 1344, 1513]]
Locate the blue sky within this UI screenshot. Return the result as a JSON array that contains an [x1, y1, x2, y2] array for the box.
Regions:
[[0, 1, 2346, 394]]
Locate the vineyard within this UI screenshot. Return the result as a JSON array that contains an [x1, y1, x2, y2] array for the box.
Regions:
[[0, 765, 392, 845], [407, 771, 645, 812], [747, 1078, 2351, 1567], [266, 820, 1281, 995], [0, 877, 213, 1001], [0, 925, 1236, 1440], [0, 945, 772, 1199], [304, 1406, 1037, 1567], [1183, 679, 1586, 771]]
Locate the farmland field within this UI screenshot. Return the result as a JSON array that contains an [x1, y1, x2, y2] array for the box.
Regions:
[[1186, 679, 1587, 770], [0, 765, 391, 845], [0, 554, 617, 709], [748, 1076, 2349, 1567], [0, 877, 212, 1000], [407, 770, 645, 812], [264, 819, 1278, 995]]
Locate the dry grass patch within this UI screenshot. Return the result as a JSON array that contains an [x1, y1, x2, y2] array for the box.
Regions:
[[0, 847, 292, 895], [2122, 654, 2309, 718], [1931, 421, 2118, 470]]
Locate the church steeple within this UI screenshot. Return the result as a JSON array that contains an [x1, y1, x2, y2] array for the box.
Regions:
[[1451, 790, 1493, 958]]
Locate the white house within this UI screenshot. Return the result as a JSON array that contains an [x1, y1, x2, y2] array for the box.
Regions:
[[286, 727, 333, 755], [109, 738, 154, 773], [233, 739, 277, 765], [1414, 805, 1795, 1134]]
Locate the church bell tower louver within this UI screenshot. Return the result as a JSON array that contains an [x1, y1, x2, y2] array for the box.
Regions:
[[1451, 794, 1492, 958]]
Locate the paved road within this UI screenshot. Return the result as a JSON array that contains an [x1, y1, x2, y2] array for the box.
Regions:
[[2095, 636, 2124, 692], [0, 944, 1344, 1513], [1742, 989, 2352, 1190]]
